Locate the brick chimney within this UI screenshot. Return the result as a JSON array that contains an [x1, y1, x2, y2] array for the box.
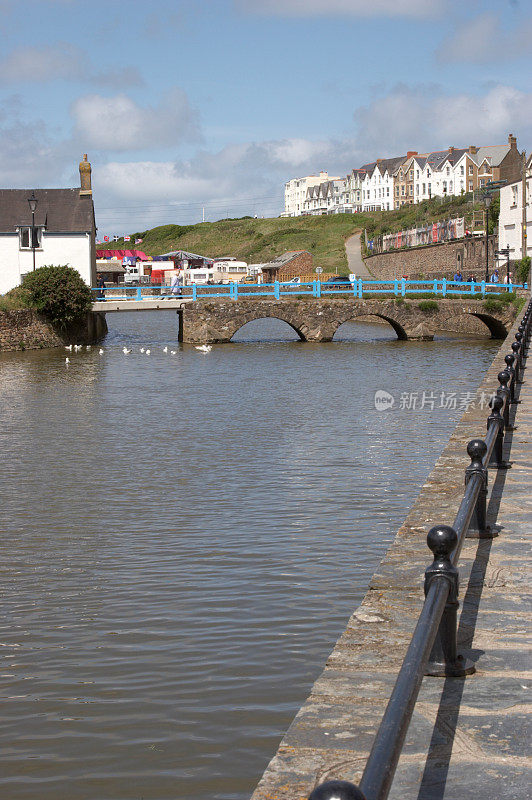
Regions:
[[468, 145, 478, 155], [508, 133, 517, 149], [79, 154, 92, 196], [449, 146, 455, 154], [406, 151, 418, 158]]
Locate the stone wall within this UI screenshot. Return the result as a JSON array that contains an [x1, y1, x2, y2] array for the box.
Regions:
[[366, 236, 497, 281], [0, 310, 107, 351]]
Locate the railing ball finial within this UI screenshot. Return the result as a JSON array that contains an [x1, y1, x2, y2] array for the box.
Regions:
[[515, 331, 523, 343], [467, 438, 487, 468], [498, 370, 510, 388], [427, 524, 457, 559], [308, 781, 367, 800], [511, 341, 520, 354], [504, 353, 515, 368]]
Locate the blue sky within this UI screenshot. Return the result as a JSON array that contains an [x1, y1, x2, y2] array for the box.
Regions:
[[1, 0, 531, 236]]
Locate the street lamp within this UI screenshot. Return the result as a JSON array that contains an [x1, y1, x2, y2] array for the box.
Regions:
[[27, 191, 38, 271], [483, 194, 492, 283]]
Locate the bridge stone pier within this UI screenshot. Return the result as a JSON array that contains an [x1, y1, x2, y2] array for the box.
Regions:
[[178, 298, 517, 344]]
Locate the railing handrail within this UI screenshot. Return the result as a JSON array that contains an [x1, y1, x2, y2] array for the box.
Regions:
[[309, 297, 532, 800], [90, 277, 528, 304]]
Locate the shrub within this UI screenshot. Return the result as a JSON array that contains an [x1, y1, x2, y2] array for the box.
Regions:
[[516, 256, 530, 285], [0, 285, 31, 311], [22, 265, 92, 328], [483, 298, 503, 313], [418, 300, 439, 312]]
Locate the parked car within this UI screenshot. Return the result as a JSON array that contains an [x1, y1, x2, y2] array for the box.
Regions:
[[324, 275, 352, 286]]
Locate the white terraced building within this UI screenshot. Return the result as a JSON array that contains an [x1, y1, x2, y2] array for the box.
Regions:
[[284, 134, 524, 217], [283, 172, 340, 217]]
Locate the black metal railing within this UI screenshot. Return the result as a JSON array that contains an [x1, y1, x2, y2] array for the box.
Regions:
[[309, 298, 532, 800]]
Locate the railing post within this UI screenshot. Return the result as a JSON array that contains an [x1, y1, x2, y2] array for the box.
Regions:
[[424, 525, 475, 677], [487, 394, 511, 469], [401, 278, 406, 297], [316, 279, 321, 299], [234, 281, 239, 300], [497, 370, 514, 430], [192, 283, 197, 301], [511, 341, 522, 383], [465, 439, 494, 539], [358, 278, 363, 299], [442, 278, 446, 297], [136, 287, 142, 300], [504, 354, 518, 404], [480, 279, 486, 296], [394, 278, 398, 296], [274, 280, 280, 300], [433, 278, 437, 294]]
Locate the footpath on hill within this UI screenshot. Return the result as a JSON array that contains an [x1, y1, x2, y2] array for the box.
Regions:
[[344, 233, 373, 279]]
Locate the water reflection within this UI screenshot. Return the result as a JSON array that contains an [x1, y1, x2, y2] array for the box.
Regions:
[[0, 313, 498, 800]]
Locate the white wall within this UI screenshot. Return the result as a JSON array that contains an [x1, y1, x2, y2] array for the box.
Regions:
[[499, 177, 532, 262], [0, 232, 93, 294]]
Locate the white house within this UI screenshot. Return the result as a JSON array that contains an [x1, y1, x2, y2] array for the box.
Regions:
[[0, 155, 97, 295], [498, 155, 532, 263], [360, 157, 403, 212], [284, 171, 340, 216]]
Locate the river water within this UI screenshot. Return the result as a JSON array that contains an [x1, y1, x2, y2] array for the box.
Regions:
[[0, 313, 498, 800]]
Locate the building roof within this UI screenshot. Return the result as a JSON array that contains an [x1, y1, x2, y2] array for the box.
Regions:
[[261, 250, 310, 270], [472, 144, 511, 167], [0, 188, 95, 233]]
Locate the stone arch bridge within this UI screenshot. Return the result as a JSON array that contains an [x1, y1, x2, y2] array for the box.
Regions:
[[178, 298, 516, 343]]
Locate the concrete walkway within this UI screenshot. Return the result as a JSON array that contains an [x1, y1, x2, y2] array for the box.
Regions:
[[251, 316, 531, 799], [345, 233, 373, 279]]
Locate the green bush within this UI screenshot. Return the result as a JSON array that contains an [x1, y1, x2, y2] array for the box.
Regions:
[[0, 285, 31, 311], [483, 298, 503, 313], [516, 256, 530, 285], [22, 265, 92, 328], [418, 300, 439, 312]]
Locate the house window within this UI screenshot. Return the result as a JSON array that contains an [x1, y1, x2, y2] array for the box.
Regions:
[[19, 226, 42, 250], [422, 183, 425, 193], [446, 167, 450, 175], [409, 186, 413, 196], [460, 166, 464, 176], [469, 165, 473, 175], [416, 170, 420, 178], [469, 181, 473, 191]]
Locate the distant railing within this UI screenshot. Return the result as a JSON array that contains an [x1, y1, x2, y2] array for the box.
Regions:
[[307, 299, 532, 800], [91, 278, 528, 303]]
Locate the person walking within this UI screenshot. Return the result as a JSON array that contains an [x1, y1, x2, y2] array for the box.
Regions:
[[171, 272, 182, 297], [96, 275, 105, 300]]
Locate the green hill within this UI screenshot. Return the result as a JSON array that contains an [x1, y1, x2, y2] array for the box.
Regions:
[[107, 194, 495, 276]]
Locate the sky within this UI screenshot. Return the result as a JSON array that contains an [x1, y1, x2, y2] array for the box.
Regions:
[[1, 0, 531, 238]]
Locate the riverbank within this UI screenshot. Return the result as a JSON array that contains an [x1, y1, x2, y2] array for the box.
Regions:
[[250, 310, 530, 799], [0, 309, 107, 350]]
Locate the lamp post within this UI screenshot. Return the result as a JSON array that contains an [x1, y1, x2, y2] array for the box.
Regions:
[[483, 194, 492, 283], [27, 191, 38, 271]]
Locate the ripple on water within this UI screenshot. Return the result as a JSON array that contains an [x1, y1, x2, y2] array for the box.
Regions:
[[0, 314, 499, 799]]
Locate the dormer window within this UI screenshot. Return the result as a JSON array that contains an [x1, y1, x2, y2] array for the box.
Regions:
[[19, 226, 42, 250]]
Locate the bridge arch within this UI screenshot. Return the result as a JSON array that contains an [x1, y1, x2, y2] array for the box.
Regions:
[[228, 313, 307, 342], [331, 311, 408, 341], [467, 312, 508, 339]]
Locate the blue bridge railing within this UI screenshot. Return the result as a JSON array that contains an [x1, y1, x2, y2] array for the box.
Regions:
[[92, 278, 528, 303]]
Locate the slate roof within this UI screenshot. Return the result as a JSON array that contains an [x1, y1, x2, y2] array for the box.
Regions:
[[261, 251, 309, 269], [0, 188, 95, 233], [472, 144, 511, 167]]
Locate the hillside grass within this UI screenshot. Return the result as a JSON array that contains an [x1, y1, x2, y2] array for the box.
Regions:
[[106, 193, 496, 276]]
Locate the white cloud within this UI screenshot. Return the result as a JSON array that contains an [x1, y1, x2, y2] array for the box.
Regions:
[[71, 88, 201, 151], [236, 0, 446, 18], [0, 43, 86, 83], [354, 83, 532, 155], [0, 43, 143, 88], [437, 13, 532, 63]]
